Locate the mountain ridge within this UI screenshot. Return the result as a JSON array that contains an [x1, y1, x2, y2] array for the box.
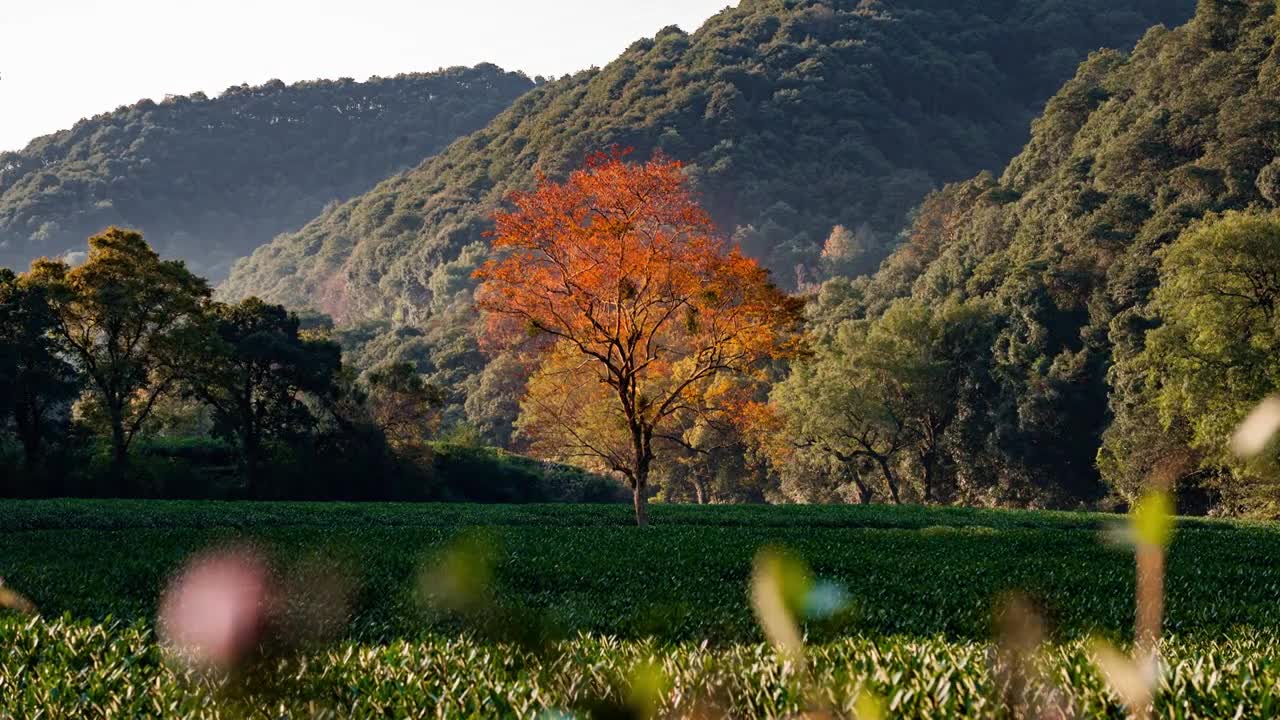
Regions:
[[224, 0, 1196, 324], [807, 0, 1280, 502], [0, 64, 535, 278]]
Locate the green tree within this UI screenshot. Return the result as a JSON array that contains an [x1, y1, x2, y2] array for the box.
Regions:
[[26, 228, 210, 491], [366, 362, 445, 452], [861, 301, 962, 503], [770, 319, 911, 505], [1098, 393, 1201, 507], [1107, 211, 1280, 514], [771, 299, 998, 504], [0, 269, 78, 478], [174, 297, 341, 496]]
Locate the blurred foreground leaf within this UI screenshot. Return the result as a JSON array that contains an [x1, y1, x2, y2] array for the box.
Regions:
[[1130, 492, 1174, 549], [0, 577, 36, 615]]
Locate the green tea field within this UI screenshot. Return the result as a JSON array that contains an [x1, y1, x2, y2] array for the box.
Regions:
[[2, 501, 1278, 717]]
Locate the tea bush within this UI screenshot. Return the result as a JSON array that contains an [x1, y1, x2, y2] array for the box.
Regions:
[[1, 501, 1278, 717]]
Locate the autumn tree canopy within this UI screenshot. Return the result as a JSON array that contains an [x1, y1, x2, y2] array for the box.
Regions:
[[475, 153, 802, 524]]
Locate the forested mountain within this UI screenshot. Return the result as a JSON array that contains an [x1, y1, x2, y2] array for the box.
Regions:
[[220, 0, 1194, 442], [781, 0, 1280, 509], [0, 65, 534, 279], [225, 0, 1194, 320]]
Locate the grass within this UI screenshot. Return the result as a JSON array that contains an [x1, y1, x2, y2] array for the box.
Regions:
[[1, 500, 1278, 717]]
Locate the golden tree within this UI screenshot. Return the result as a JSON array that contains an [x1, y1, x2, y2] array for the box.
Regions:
[[475, 152, 802, 524]]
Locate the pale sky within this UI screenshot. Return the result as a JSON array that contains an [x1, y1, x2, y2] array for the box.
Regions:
[[0, 0, 737, 152]]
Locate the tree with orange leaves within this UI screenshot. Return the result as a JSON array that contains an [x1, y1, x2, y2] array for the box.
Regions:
[[475, 152, 803, 525]]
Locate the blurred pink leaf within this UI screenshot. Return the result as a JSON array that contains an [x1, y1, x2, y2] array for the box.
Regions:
[[158, 549, 268, 672]]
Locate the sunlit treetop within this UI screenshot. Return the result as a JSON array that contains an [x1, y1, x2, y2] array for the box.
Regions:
[[475, 151, 803, 523], [476, 151, 803, 375]]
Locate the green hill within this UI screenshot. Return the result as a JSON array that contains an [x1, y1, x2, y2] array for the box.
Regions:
[[224, 0, 1194, 321], [0, 65, 534, 278], [809, 0, 1280, 504], [220, 0, 1195, 440]]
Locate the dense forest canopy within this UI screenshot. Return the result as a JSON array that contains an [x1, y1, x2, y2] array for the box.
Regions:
[[779, 0, 1280, 511], [0, 228, 623, 504], [224, 0, 1194, 317], [220, 0, 1195, 443], [0, 65, 534, 279]]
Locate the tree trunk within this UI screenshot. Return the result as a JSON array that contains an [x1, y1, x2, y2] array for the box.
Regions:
[[629, 421, 652, 526], [241, 428, 261, 500], [691, 476, 708, 505], [920, 449, 936, 504], [633, 481, 649, 526], [108, 408, 129, 497], [875, 456, 901, 505], [13, 398, 43, 471], [852, 471, 874, 505]]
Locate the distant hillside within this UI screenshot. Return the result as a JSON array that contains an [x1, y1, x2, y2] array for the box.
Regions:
[[225, 0, 1194, 321], [0, 65, 534, 278], [818, 0, 1280, 502], [219, 0, 1194, 443]]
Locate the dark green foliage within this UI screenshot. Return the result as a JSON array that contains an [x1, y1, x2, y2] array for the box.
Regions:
[[1104, 211, 1280, 514], [1, 500, 1275, 641], [102, 437, 242, 499], [364, 362, 445, 453], [220, 0, 1196, 444], [172, 297, 343, 495], [2, 438, 619, 504], [0, 66, 534, 278], [428, 443, 628, 503], [223, 0, 1194, 323], [2, 502, 1280, 716], [0, 269, 78, 488], [332, 307, 492, 433], [800, 2, 1280, 508]]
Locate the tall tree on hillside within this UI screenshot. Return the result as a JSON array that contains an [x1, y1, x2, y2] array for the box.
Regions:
[[476, 153, 803, 525], [1105, 211, 1280, 514], [25, 228, 210, 491], [173, 297, 341, 496], [0, 269, 78, 477], [858, 300, 989, 503]]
